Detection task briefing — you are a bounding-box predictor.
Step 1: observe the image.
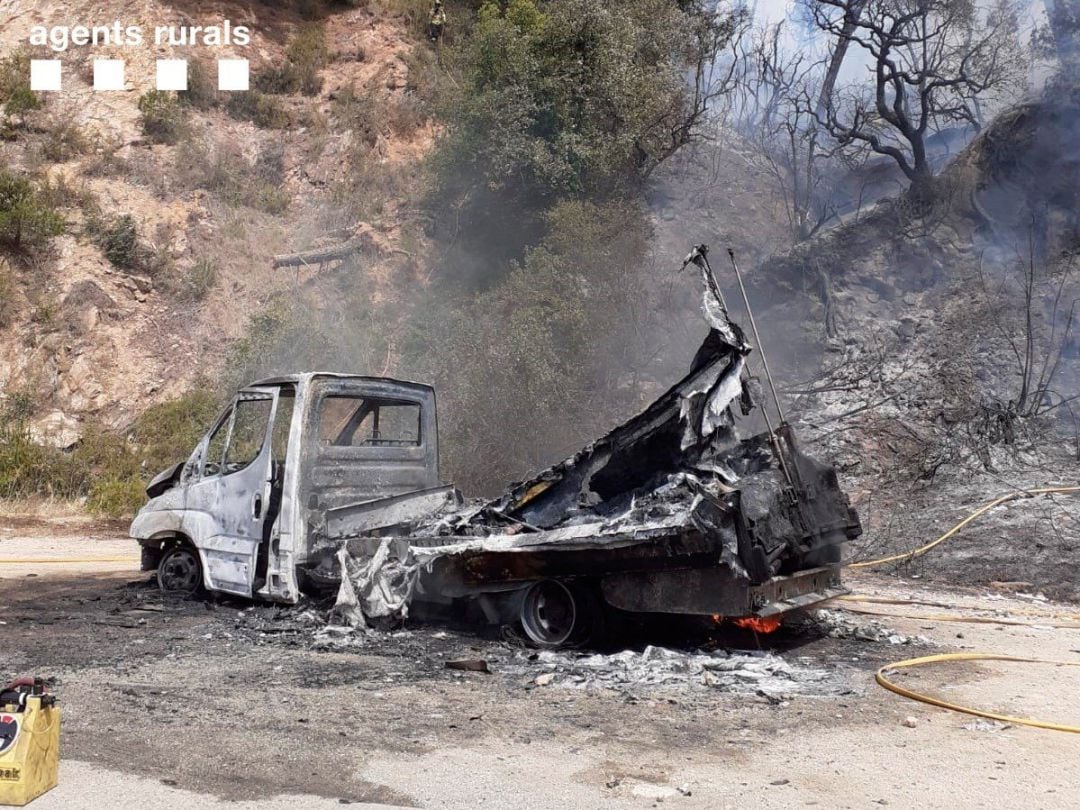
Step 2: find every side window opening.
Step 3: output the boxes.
[224,395,273,474]
[317,395,421,449]
[202,406,232,478]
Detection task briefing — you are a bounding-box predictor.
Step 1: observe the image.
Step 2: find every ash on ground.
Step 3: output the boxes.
[506,646,847,698]
[203,594,929,700]
[810,608,932,645]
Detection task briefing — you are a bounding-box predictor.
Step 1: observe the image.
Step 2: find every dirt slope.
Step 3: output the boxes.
[0,0,432,437]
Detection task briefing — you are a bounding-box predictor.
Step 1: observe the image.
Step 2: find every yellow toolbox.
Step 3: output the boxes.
[0,679,59,807]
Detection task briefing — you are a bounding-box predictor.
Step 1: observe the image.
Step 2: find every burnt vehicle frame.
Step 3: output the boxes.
[131,255,861,646]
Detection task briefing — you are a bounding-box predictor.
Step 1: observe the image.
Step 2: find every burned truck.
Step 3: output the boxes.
[131,247,861,646]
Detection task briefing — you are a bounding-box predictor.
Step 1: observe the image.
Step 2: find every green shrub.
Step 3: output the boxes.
[87,476,146,517]
[375,0,435,40]
[137,90,187,144]
[0,53,42,121]
[82,133,129,177]
[332,87,383,145]
[132,389,222,475]
[178,257,218,301]
[226,91,291,129]
[0,388,224,516]
[175,137,291,213]
[0,423,83,500]
[91,214,140,269]
[254,24,328,96]
[0,259,17,327]
[178,57,219,111]
[29,295,59,330]
[4,87,42,120]
[36,172,96,213]
[0,169,65,252]
[38,116,91,162]
[297,0,324,21]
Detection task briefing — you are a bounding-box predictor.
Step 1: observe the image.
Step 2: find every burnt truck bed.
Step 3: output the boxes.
[343,527,847,619]
[319,280,861,637]
[324,430,858,624]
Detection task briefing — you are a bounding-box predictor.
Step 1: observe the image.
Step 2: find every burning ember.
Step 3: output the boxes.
[734,616,782,633]
[712,615,783,633]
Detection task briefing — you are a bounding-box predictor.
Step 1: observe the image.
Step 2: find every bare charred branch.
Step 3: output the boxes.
[809,0,1024,193]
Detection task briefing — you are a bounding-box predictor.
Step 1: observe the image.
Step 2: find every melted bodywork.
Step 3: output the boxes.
[326,294,860,626]
[132,374,442,603]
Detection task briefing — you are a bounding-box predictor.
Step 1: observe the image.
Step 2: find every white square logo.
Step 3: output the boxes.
[156,59,188,92]
[93,59,125,91]
[217,59,249,91]
[30,60,62,92]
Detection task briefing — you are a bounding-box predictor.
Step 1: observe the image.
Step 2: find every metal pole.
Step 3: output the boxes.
[727,249,787,426]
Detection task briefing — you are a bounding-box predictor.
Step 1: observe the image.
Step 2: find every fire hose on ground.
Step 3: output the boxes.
[844,484,1080,733]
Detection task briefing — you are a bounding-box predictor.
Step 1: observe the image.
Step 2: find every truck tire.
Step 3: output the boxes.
[519,579,604,648]
[157,544,203,595]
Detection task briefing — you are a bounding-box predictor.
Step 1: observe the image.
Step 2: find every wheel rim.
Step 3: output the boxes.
[520,580,577,647]
[159,547,200,593]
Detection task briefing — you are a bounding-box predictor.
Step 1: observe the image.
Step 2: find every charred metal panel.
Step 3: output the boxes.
[324,485,461,539]
[601,565,846,616]
[601,567,753,615]
[299,378,439,514]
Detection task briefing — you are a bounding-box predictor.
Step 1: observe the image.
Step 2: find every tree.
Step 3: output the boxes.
[1043,0,1080,74]
[430,0,745,285]
[810,0,1024,196]
[436,0,744,205]
[740,23,852,241]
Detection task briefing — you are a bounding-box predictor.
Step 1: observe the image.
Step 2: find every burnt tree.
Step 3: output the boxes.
[810,0,1022,197]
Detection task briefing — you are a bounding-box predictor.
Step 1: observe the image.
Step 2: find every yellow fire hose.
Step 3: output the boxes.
[837,593,1080,617]
[838,600,1080,629]
[875,654,1080,733]
[843,485,1080,732]
[847,485,1080,569]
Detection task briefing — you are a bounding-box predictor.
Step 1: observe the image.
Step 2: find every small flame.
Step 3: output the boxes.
[732,616,782,634]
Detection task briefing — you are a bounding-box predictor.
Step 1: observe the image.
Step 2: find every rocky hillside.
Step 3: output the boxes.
[0,0,433,444]
[743,85,1080,598]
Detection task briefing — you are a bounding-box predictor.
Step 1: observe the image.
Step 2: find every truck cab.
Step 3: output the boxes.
[131,374,440,603]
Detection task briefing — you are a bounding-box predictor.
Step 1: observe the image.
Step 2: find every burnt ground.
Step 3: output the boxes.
[839,470,1080,601]
[0,570,913,805]
[3,520,1080,808]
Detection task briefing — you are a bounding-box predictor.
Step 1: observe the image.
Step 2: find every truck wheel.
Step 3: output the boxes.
[520,579,577,647]
[157,544,203,595]
[519,579,607,648]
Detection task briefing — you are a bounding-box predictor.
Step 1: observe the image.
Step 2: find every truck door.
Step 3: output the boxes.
[184,387,280,596]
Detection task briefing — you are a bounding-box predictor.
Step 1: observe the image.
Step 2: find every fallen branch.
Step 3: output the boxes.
[272,238,368,268]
